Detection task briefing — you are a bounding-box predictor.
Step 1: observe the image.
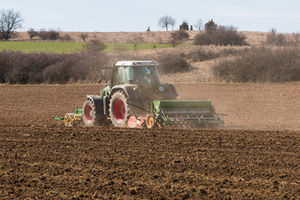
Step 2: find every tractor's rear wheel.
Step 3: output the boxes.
[83,98,103,126]
[109,91,129,127]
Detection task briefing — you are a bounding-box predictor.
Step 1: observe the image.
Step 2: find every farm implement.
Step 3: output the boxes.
[55,61,224,128]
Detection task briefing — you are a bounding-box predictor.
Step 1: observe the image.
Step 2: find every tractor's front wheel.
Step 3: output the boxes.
[83,98,103,126]
[109,91,129,127]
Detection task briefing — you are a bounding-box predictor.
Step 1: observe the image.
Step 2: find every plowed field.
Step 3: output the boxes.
[0,84,299,199]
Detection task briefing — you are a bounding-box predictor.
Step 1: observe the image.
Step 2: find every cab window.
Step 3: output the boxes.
[115,67,124,85]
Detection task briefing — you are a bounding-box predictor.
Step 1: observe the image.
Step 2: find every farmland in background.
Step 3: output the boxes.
[1,30,300,84]
[13,30,267,45]
[0,41,83,53]
[0,41,185,53]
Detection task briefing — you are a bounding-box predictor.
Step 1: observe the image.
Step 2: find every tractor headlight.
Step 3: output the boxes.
[159,86,164,92]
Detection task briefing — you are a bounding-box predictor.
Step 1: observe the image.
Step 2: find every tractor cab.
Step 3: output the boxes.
[102,61,160,86]
[100,61,175,101]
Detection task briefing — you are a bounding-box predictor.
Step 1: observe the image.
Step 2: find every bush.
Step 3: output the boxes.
[0,32,16,40]
[205,19,217,32]
[186,48,219,62]
[179,21,189,30]
[213,47,300,82]
[194,25,247,46]
[186,47,249,62]
[84,40,106,53]
[1,52,67,84]
[27,28,38,39]
[71,52,108,82]
[265,29,287,46]
[218,47,250,57]
[158,54,190,74]
[59,34,73,41]
[43,54,78,83]
[265,29,300,46]
[170,30,189,47]
[0,52,11,83]
[80,33,88,42]
[0,51,108,84]
[38,29,60,40]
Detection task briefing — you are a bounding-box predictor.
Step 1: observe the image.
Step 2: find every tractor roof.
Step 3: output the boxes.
[114,61,158,67]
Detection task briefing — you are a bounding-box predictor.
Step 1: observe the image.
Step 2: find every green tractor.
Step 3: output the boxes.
[56,61,224,128]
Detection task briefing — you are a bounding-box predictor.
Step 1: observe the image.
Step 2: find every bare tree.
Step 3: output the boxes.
[80,33,88,42]
[169,17,176,30]
[194,19,202,30]
[27,28,38,40]
[170,30,189,47]
[158,15,176,31]
[0,9,23,40]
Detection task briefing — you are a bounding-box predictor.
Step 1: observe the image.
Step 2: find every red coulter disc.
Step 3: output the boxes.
[113,98,125,121]
[127,116,138,127]
[84,104,93,121]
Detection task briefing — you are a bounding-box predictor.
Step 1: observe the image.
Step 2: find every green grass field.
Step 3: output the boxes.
[0,41,84,53]
[0,41,183,53]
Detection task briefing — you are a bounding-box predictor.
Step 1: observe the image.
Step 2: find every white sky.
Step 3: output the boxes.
[1,0,300,33]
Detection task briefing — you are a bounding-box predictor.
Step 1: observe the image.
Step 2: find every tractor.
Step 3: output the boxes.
[56,61,224,128]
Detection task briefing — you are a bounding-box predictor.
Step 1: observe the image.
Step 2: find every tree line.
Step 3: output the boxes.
[158,15,202,31]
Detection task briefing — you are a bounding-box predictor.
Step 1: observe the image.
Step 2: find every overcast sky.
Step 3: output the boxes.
[2,0,300,33]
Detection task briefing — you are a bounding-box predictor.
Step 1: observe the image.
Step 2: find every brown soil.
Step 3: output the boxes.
[0,84,299,199]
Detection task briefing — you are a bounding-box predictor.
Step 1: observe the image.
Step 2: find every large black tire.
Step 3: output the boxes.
[83,98,104,126]
[109,91,129,127]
